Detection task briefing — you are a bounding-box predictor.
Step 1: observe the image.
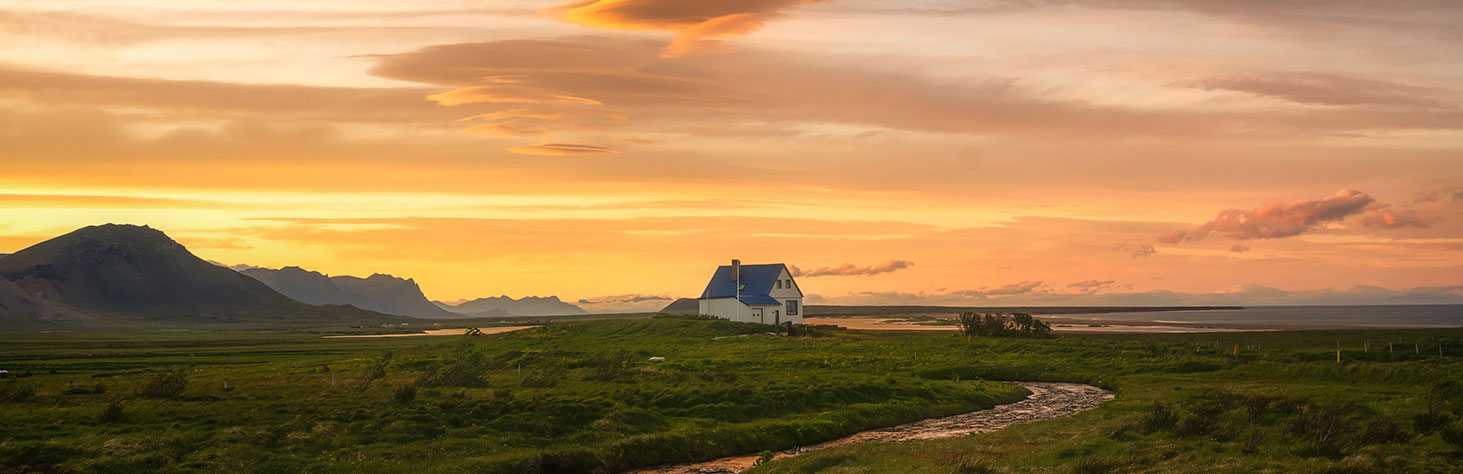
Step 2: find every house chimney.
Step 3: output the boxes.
[730,259,740,282]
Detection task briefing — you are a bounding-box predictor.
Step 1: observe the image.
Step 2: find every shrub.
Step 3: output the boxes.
[358,352,393,390]
[957,312,1052,339]
[1175,414,1215,437]
[585,350,636,382]
[955,459,1001,474]
[1142,402,1179,433]
[140,368,188,399]
[1357,415,1407,444]
[752,450,775,466]
[521,363,566,388]
[1073,457,1123,474]
[1441,424,1463,450]
[394,385,417,404]
[418,351,490,388]
[1241,429,1264,454]
[1290,406,1355,458]
[97,401,126,424]
[1,383,36,403]
[1412,411,1453,435]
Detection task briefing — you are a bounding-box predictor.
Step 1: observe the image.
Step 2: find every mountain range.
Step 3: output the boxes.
[240,266,460,318]
[0,224,399,324]
[434,296,586,317]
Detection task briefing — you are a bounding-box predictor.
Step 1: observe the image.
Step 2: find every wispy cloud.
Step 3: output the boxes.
[504,143,619,156]
[791,259,913,277]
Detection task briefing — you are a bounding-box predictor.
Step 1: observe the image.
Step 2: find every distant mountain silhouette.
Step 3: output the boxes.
[437,296,586,317]
[241,267,458,318]
[659,298,700,315]
[0,224,398,323]
[0,276,92,321]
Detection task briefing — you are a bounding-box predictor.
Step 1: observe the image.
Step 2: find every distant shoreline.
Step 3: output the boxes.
[804,305,1245,317]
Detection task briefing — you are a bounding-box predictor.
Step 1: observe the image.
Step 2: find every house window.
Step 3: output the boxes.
[786,300,799,315]
[775,280,782,289]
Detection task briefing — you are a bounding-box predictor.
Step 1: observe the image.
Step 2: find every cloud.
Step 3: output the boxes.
[953,280,1049,298]
[1361,209,1434,229]
[367,37,1463,145]
[426,83,604,106]
[1118,242,1156,258]
[1229,244,1251,252]
[574,293,674,313]
[790,259,913,277]
[1160,189,1376,243]
[577,293,672,304]
[1067,280,1115,293]
[504,143,619,156]
[461,108,627,137]
[1191,72,1448,108]
[552,0,823,57]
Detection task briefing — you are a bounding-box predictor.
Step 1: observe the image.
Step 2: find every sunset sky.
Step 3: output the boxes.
[3,0,1462,311]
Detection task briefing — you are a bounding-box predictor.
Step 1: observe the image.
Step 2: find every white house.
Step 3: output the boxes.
[697,260,803,325]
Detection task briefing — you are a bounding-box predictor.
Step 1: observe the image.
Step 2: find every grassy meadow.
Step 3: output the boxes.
[1,317,1461,473]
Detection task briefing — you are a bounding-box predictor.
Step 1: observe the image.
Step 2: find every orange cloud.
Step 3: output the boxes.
[426,84,602,106]
[504,143,619,156]
[553,0,823,57]
[791,259,913,277]
[461,108,627,137]
[1161,189,1376,243]
[1362,209,1433,229]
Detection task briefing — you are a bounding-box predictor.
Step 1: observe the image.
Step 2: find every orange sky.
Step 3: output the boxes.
[2,0,1461,311]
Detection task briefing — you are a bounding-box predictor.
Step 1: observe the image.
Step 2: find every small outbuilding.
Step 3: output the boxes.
[697,260,803,325]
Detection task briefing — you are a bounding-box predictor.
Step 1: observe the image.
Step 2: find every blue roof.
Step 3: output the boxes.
[699,263,798,299]
[739,295,782,306]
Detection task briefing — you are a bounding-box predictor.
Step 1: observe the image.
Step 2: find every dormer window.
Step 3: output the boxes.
[775,280,782,289]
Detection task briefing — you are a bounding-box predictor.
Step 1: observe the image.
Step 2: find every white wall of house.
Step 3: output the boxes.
[767,267,803,324]
[700,297,751,323]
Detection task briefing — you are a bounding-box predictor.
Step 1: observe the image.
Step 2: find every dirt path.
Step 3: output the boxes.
[625,382,1113,474]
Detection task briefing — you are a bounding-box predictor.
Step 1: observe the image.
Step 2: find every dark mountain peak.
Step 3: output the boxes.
[0,224,308,318]
[243,266,456,318]
[276,266,327,276]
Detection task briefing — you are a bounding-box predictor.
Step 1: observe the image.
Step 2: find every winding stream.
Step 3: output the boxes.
[626,382,1114,474]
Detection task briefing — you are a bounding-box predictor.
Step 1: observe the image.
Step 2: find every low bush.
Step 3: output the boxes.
[1072,457,1124,474]
[417,351,489,388]
[140,368,188,399]
[0,383,36,403]
[585,350,637,382]
[393,385,416,404]
[521,363,567,388]
[97,401,126,424]
[1441,424,1463,450]
[1142,402,1179,433]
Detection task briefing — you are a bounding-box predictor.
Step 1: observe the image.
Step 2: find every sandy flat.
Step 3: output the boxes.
[805,316,1289,333]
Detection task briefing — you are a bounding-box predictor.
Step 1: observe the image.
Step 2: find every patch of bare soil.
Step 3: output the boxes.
[625,382,1114,473]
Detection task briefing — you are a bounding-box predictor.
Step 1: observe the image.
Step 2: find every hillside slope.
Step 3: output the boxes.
[0,224,398,323]
[0,276,92,321]
[241,267,458,318]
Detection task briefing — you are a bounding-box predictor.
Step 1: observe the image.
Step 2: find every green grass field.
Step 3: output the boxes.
[2,317,1461,473]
